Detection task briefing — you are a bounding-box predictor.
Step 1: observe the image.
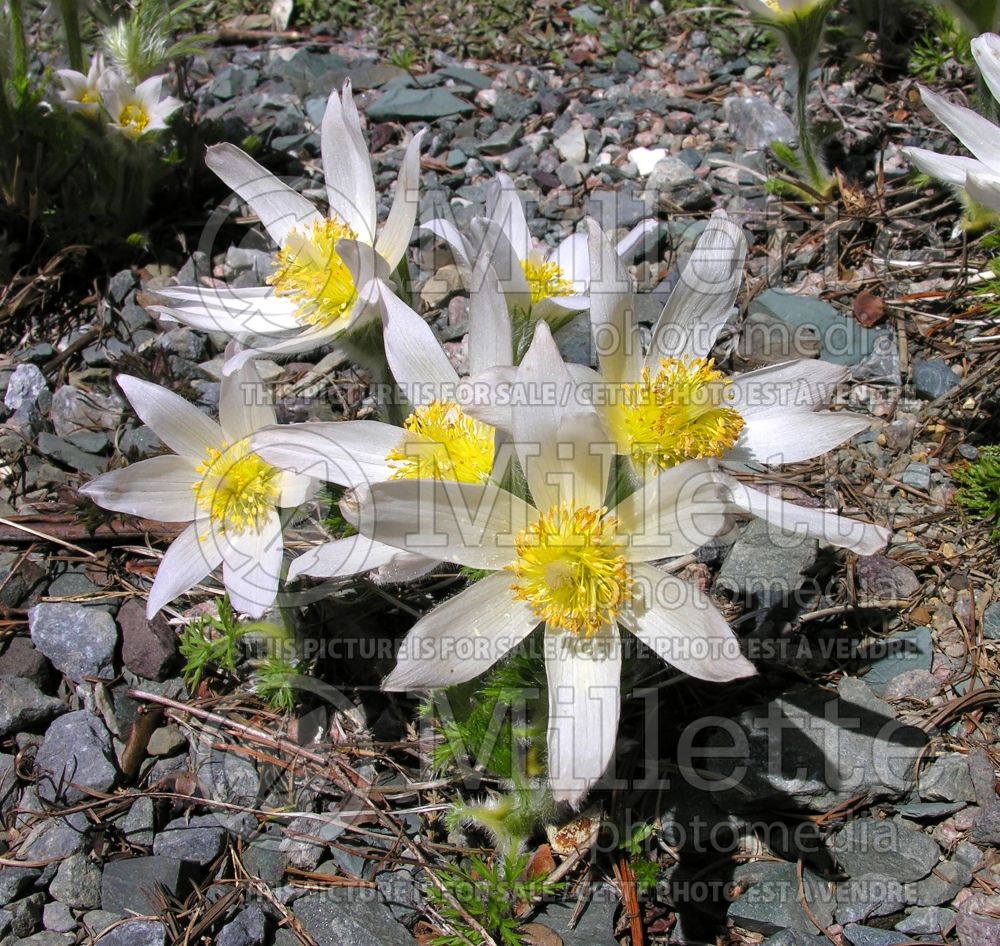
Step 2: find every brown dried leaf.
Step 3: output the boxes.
[853,290,885,327]
[524,844,557,880]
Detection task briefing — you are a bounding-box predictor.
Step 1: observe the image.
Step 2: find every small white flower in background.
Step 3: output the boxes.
[904,32,1000,214]
[737,0,830,21]
[349,320,755,805]
[423,172,656,327]
[80,354,314,618]
[586,213,888,554]
[152,82,426,373]
[101,71,181,139]
[250,263,513,584]
[56,55,107,119]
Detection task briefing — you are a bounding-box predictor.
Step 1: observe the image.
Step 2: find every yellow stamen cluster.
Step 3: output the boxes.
[611,357,745,473]
[268,218,359,329]
[507,503,633,637]
[385,401,495,484]
[193,439,281,533]
[521,258,574,305]
[119,103,149,134]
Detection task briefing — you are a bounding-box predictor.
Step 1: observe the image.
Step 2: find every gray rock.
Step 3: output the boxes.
[153,815,226,865]
[983,602,1000,640]
[375,865,423,925]
[614,49,642,74]
[829,818,940,882]
[19,811,91,860]
[368,86,474,120]
[35,432,105,475]
[119,424,163,456]
[101,857,186,915]
[242,835,285,888]
[217,904,267,946]
[860,627,933,695]
[724,95,797,149]
[852,332,901,385]
[279,815,346,871]
[884,669,941,701]
[17,933,75,946]
[41,900,74,933]
[48,852,101,909]
[0,678,64,737]
[7,892,43,937]
[646,155,713,210]
[35,711,117,803]
[834,873,906,924]
[912,359,961,399]
[842,926,911,946]
[293,888,416,945]
[897,905,956,933]
[0,908,9,938]
[118,599,178,681]
[28,603,117,681]
[108,270,137,304]
[920,754,977,803]
[0,753,15,817]
[716,518,818,609]
[900,462,931,491]
[855,555,920,600]
[762,932,823,946]
[0,554,45,611]
[896,801,966,820]
[554,120,587,163]
[0,866,41,905]
[81,909,120,935]
[727,862,835,934]
[4,365,50,419]
[957,914,1000,946]
[49,385,123,438]
[492,89,538,122]
[94,919,166,946]
[120,794,155,846]
[479,123,524,156]
[528,885,618,945]
[969,805,1000,845]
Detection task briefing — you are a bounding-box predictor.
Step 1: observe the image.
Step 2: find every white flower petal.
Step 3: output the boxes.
[351,479,534,568]
[586,219,643,385]
[973,33,1000,107]
[729,359,849,418]
[321,82,377,243]
[471,218,533,309]
[619,562,756,682]
[372,551,438,583]
[721,476,890,554]
[218,512,283,618]
[550,232,589,291]
[152,285,302,337]
[288,533,406,580]
[419,218,475,281]
[458,365,516,430]
[375,129,426,269]
[729,411,871,465]
[279,470,315,508]
[146,522,221,617]
[382,572,538,689]
[903,146,986,186]
[615,219,659,262]
[468,254,513,376]
[206,143,323,247]
[966,171,1000,213]
[80,456,198,521]
[380,284,459,403]
[613,460,729,561]
[647,210,746,364]
[117,375,222,460]
[219,357,277,443]
[918,86,1000,175]
[251,421,398,487]
[486,173,532,261]
[545,626,621,805]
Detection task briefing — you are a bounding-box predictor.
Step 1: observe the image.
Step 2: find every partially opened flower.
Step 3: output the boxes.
[423,172,655,330]
[152,82,426,372]
[250,266,512,584]
[56,55,106,119]
[102,71,181,139]
[351,320,755,804]
[80,356,314,618]
[586,214,888,553]
[904,32,1000,214]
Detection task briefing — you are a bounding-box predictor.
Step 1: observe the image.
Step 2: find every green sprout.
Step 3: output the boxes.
[252,655,305,713]
[178,596,245,689]
[954,445,1000,540]
[909,6,971,80]
[620,820,660,894]
[426,851,564,946]
[101,0,207,83]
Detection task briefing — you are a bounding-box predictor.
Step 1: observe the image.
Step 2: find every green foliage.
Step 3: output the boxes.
[179,597,245,688]
[620,820,660,894]
[954,445,1000,539]
[252,655,305,712]
[909,5,971,80]
[426,851,564,946]
[100,0,208,83]
[447,783,557,854]
[318,484,357,539]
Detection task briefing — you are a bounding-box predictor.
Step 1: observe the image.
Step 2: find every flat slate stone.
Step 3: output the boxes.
[34,711,117,803]
[367,86,475,121]
[28,603,117,682]
[859,627,933,695]
[101,857,186,915]
[728,861,835,934]
[828,818,940,882]
[0,678,64,737]
[293,888,416,946]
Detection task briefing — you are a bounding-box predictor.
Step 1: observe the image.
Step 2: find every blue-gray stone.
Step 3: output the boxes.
[367,87,474,121]
[828,818,940,882]
[919,753,976,803]
[436,66,492,90]
[101,857,186,915]
[92,919,166,946]
[533,884,618,945]
[983,602,1000,640]
[0,678,64,738]
[28,602,117,682]
[897,905,956,933]
[217,904,267,946]
[35,711,117,803]
[724,95,797,149]
[900,462,931,491]
[153,815,226,865]
[293,888,416,946]
[842,926,911,946]
[912,359,961,399]
[859,627,933,696]
[728,862,835,934]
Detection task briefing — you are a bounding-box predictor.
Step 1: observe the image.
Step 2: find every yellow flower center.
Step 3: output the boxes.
[521,258,574,305]
[610,357,745,474]
[385,401,495,483]
[268,218,359,329]
[507,502,633,637]
[80,89,98,104]
[119,103,149,133]
[193,439,281,533]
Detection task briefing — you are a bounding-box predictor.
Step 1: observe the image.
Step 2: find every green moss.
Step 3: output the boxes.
[954,445,1000,540]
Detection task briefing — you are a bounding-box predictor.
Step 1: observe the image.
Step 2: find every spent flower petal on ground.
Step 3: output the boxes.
[351,320,755,804]
[904,32,1000,214]
[586,214,888,554]
[80,352,314,618]
[152,81,425,371]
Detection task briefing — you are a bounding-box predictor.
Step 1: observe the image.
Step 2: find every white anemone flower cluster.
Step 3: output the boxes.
[79,82,892,805]
[56,55,180,138]
[904,32,1000,214]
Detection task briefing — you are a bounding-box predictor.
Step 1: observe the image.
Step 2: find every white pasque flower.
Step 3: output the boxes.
[350,320,756,805]
[423,172,656,324]
[903,32,1000,214]
[102,71,181,139]
[251,265,512,584]
[586,213,888,554]
[56,55,106,119]
[736,0,830,21]
[80,358,314,618]
[152,82,426,373]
